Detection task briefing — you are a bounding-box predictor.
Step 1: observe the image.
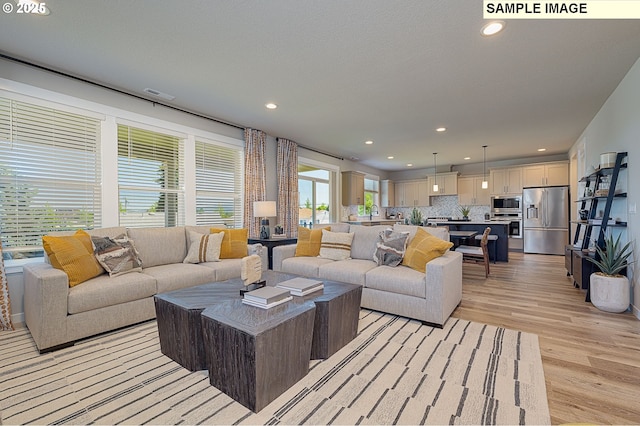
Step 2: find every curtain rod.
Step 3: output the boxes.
[1,53,346,162]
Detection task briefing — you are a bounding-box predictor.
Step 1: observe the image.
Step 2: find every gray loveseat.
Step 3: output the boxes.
[273,223,462,327]
[23,225,267,353]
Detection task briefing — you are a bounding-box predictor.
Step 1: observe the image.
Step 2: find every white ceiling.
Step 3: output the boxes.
[1,0,640,171]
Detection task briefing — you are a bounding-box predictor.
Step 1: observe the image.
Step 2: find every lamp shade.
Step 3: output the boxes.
[253,201,276,218]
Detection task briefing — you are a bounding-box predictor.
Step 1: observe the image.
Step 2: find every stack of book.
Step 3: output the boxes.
[242,286,292,309]
[276,277,324,296]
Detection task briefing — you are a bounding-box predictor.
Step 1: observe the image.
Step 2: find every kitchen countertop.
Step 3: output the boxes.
[427,220,511,225]
[344,220,401,225]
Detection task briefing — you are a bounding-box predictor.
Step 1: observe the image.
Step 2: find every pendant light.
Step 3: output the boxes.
[481,145,489,189]
[432,152,439,192]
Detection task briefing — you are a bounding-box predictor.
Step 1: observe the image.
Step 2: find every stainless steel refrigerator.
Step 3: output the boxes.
[523,186,569,255]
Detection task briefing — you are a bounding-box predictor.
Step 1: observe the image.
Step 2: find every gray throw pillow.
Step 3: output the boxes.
[373,229,409,267]
[92,234,143,277]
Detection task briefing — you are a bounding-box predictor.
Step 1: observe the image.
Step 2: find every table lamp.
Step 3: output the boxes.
[253,201,276,239]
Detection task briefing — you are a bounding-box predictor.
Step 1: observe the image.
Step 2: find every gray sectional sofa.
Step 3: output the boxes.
[23,225,267,353]
[273,223,463,327]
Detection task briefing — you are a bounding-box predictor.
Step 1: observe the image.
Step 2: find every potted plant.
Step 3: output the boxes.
[585,234,633,313]
[410,207,423,225]
[459,205,471,220]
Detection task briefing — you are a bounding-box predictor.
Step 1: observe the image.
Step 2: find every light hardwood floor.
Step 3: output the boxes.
[453,252,640,425]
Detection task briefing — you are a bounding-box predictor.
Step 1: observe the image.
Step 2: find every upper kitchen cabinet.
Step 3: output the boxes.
[490,167,522,195]
[458,175,491,206]
[395,179,430,207]
[428,172,459,196]
[380,179,395,208]
[341,171,365,206]
[522,161,569,187]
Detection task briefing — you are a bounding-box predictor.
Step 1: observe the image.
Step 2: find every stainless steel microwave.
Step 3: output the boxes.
[491,195,521,211]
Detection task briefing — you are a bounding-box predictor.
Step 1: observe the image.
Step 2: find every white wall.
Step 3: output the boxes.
[569,57,640,320]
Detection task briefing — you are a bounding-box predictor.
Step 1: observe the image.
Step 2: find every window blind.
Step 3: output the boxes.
[117,125,185,228]
[195,140,243,228]
[0,97,101,260]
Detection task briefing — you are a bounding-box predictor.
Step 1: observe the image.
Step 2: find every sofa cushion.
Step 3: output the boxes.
[144,263,215,293]
[127,227,187,268]
[67,271,157,314]
[42,230,104,287]
[350,225,389,260]
[210,228,248,259]
[402,227,454,272]
[373,229,410,267]
[319,229,354,261]
[319,259,377,286]
[280,257,334,278]
[200,258,245,281]
[295,226,329,257]
[183,231,224,263]
[92,234,143,277]
[312,223,350,233]
[365,265,427,298]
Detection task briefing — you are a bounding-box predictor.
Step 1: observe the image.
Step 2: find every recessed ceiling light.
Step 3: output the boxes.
[365,140,373,145]
[265,103,278,109]
[436,127,447,132]
[464,157,471,160]
[387,156,394,160]
[481,21,505,36]
[407,163,413,167]
[538,148,547,152]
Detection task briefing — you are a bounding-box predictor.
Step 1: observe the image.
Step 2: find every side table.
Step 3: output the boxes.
[248,237,297,269]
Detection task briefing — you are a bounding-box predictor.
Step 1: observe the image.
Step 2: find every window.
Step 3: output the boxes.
[0,97,101,262]
[195,139,243,228]
[117,125,184,228]
[358,177,380,216]
[298,164,332,226]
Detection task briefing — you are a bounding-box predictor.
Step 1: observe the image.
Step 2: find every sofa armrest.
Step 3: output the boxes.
[272,244,297,271]
[424,250,463,324]
[23,262,71,352]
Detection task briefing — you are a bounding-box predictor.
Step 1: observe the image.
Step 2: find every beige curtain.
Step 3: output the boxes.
[0,239,14,331]
[244,128,267,238]
[277,138,299,237]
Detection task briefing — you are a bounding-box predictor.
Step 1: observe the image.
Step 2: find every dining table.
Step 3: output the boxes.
[449,230,479,248]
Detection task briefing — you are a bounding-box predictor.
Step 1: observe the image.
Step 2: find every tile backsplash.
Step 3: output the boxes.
[342,195,490,223]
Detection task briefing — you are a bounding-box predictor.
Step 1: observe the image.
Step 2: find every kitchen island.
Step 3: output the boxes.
[428,220,510,262]
[344,220,401,226]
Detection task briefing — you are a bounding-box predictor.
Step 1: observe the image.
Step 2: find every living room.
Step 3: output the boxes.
[1,2,640,424]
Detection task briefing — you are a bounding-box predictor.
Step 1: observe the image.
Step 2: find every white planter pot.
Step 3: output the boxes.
[589,273,630,313]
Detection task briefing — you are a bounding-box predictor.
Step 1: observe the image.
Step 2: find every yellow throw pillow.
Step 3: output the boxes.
[42,230,104,287]
[402,227,453,272]
[210,228,248,259]
[295,226,330,257]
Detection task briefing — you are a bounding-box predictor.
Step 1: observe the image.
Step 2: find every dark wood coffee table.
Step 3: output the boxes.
[154,280,244,371]
[201,299,316,412]
[154,271,362,370]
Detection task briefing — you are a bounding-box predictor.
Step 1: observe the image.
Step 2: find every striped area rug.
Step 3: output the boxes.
[0,310,550,425]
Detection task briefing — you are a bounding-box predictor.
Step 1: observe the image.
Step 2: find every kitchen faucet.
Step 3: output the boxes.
[369,204,379,221]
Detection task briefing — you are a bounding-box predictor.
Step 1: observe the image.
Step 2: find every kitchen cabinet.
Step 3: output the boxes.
[380,179,394,208]
[428,172,458,196]
[522,161,569,187]
[490,167,522,195]
[394,179,430,207]
[457,175,491,206]
[341,171,365,206]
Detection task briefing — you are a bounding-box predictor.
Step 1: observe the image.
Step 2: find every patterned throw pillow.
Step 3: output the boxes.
[92,234,143,277]
[319,229,354,261]
[183,231,224,264]
[402,227,453,272]
[373,229,410,267]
